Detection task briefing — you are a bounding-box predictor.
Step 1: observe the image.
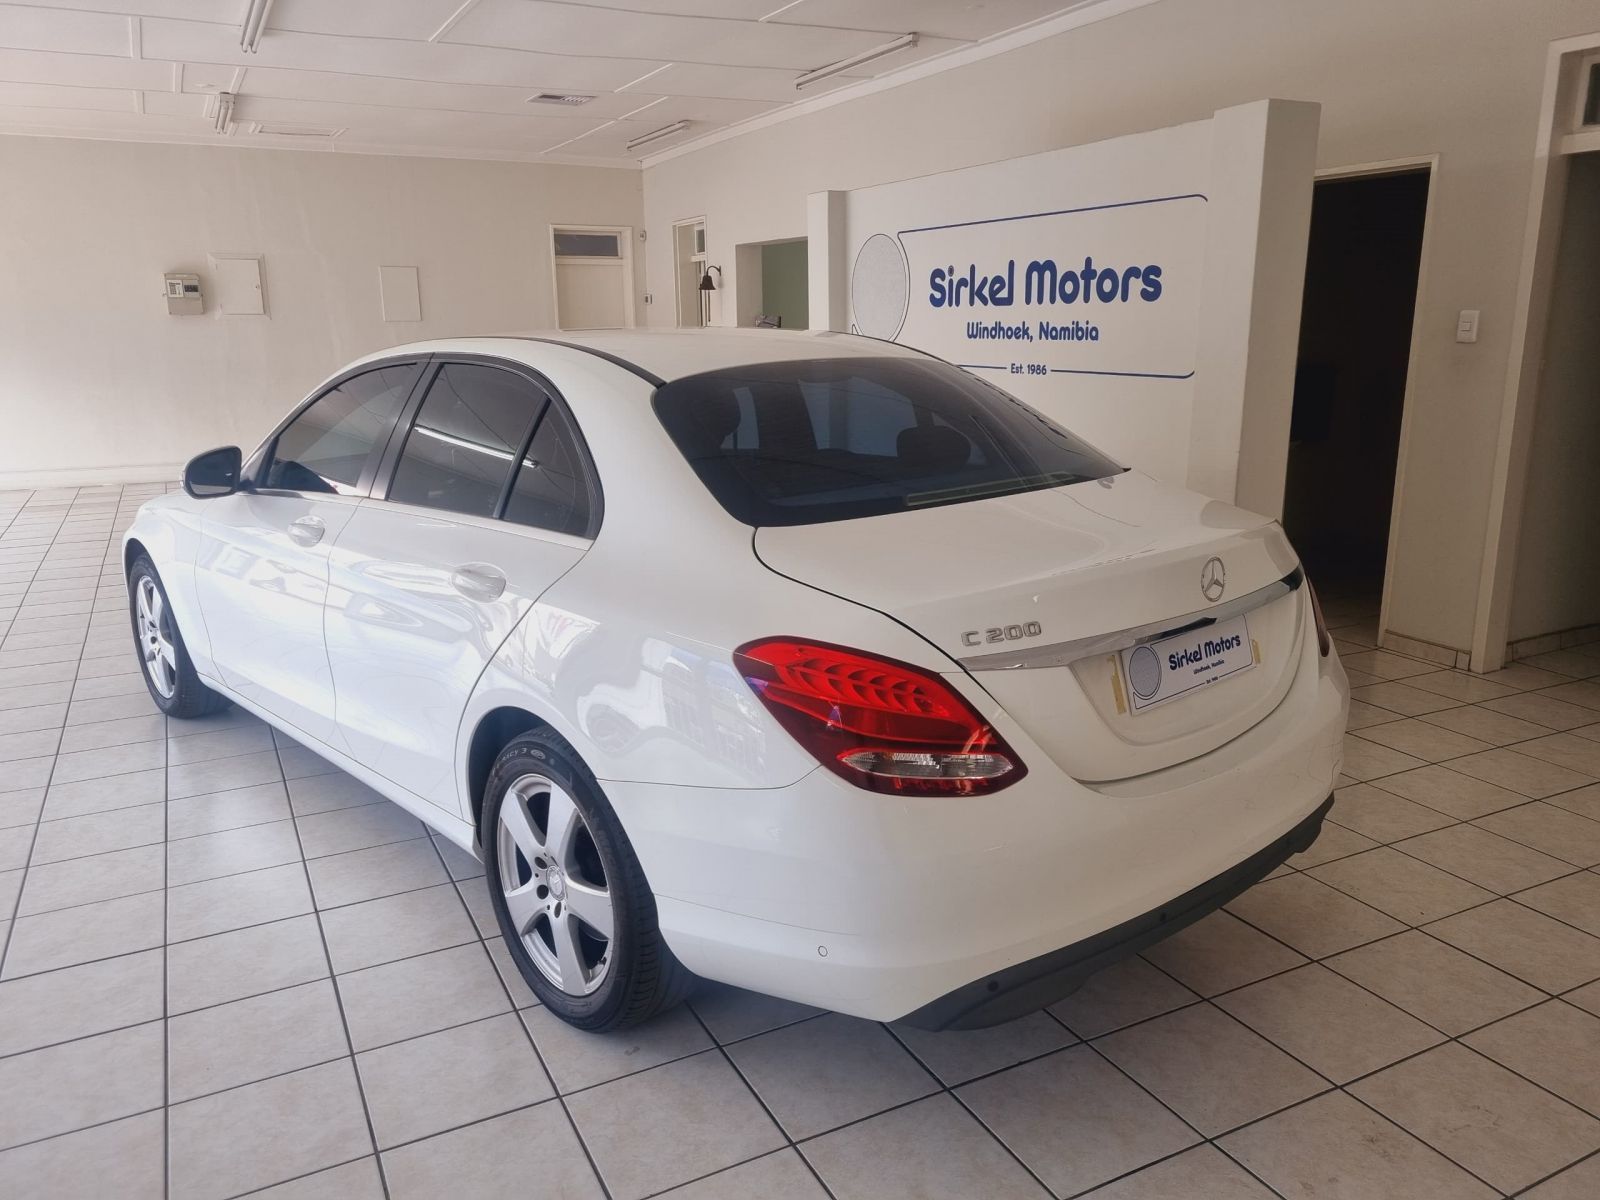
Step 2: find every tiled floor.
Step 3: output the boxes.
[3,486,1600,1199]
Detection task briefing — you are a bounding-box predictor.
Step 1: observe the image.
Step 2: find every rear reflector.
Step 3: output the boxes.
[733,637,1025,795]
[1307,578,1332,657]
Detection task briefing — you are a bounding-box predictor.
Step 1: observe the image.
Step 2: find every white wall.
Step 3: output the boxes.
[641,0,1600,657]
[0,136,643,485]
[1508,151,1600,643]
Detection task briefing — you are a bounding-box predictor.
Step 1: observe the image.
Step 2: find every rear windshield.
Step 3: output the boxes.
[652,356,1123,527]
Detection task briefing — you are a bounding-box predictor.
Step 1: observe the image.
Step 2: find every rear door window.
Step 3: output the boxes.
[652,357,1121,526]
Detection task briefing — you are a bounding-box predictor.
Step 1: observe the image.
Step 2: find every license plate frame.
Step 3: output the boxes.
[1118,614,1256,713]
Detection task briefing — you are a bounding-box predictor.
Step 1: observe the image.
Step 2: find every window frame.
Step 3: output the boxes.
[243,355,429,498]
[370,354,604,540]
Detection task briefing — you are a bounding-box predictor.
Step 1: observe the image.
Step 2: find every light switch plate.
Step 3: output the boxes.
[1456,309,1480,343]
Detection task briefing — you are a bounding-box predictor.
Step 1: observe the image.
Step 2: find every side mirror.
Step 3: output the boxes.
[183,446,243,499]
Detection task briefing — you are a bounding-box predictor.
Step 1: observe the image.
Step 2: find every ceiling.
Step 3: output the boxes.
[0,1,1107,166]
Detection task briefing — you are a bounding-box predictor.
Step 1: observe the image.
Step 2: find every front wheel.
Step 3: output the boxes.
[128,556,228,719]
[481,729,692,1031]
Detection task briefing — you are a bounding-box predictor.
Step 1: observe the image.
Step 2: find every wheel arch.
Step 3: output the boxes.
[466,705,555,834]
[123,537,149,577]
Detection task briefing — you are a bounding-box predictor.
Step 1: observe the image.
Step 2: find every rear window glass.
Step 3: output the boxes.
[652,356,1122,527]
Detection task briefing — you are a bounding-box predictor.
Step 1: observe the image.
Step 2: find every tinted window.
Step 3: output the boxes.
[266,364,416,494]
[503,403,597,537]
[652,357,1122,526]
[388,364,547,518]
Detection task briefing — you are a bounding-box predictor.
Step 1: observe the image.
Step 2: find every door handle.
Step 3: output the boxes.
[450,562,507,602]
[287,515,326,547]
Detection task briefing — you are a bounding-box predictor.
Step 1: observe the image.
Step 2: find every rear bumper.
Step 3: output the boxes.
[899,793,1333,1029]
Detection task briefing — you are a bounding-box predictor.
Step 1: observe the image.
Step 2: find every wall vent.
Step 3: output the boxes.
[247,123,345,139]
[528,92,594,106]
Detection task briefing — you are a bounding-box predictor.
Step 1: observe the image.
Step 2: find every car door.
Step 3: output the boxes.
[193,359,423,742]
[323,358,600,815]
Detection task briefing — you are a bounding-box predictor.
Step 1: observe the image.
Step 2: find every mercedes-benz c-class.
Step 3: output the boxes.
[124,330,1347,1031]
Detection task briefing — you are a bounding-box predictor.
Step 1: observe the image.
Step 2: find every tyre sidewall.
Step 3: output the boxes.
[127,556,218,718]
[481,733,639,1029]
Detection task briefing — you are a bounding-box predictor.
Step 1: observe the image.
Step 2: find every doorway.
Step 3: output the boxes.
[673,218,708,327]
[550,225,633,330]
[1282,168,1431,621]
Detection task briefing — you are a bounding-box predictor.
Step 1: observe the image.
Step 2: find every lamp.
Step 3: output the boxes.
[795,33,917,90]
[699,266,721,292]
[239,0,277,53]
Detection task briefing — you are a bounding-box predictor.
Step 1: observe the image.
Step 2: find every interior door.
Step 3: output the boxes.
[194,361,421,741]
[323,360,600,815]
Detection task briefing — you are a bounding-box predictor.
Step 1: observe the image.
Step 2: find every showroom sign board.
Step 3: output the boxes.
[814,99,1321,514]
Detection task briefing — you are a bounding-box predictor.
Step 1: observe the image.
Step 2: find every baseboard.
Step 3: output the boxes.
[0,463,181,491]
[1508,622,1600,661]
[1378,629,1469,670]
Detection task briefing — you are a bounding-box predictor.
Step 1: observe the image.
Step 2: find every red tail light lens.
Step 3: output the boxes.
[1307,578,1332,657]
[733,637,1026,795]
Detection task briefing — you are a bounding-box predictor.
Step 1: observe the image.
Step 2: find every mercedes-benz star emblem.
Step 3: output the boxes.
[1200,556,1226,603]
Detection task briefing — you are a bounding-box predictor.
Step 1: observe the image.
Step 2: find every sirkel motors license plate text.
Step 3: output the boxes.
[1118,614,1257,713]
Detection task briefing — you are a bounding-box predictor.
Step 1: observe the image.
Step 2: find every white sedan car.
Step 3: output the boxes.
[125,330,1347,1031]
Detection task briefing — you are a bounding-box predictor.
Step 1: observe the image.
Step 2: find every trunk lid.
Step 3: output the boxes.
[753,471,1307,782]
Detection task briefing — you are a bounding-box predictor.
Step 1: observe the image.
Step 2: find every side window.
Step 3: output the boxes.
[266,364,417,494]
[503,402,597,538]
[387,364,548,518]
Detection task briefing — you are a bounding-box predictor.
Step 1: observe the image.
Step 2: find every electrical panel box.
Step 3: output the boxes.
[209,253,267,316]
[164,273,203,316]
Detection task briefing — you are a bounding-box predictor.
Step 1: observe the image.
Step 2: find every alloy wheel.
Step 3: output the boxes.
[135,575,177,699]
[496,772,614,995]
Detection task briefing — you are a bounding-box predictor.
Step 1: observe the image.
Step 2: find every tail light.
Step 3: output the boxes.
[733,637,1026,795]
[1307,578,1332,657]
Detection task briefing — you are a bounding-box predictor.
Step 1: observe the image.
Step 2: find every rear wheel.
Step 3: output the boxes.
[481,728,691,1030]
[128,556,228,719]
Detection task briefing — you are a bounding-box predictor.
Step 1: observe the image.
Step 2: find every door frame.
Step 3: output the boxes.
[1306,155,1439,653]
[548,223,636,330]
[672,216,708,328]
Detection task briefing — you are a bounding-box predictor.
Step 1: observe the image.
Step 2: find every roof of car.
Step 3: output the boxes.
[365,329,926,386]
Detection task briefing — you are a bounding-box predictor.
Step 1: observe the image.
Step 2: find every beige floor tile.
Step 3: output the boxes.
[249,1158,385,1199]
[1465,1001,1600,1115]
[1344,699,1404,730]
[959,1045,1198,1196]
[1329,782,1454,843]
[1480,663,1574,692]
[1475,801,1600,866]
[1141,910,1306,996]
[166,862,314,942]
[17,842,164,915]
[387,1106,594,1200]
[166,781,290,840]
[1081,1144,1276,1199]
[1096,1004,1326,1136]
[1049,955,1200,1038]
[656,1151,826,1200]
[1226,873,1404,959]
[1542,681,1600,711]
[1427,900,1600,992]
[1484,692,1598,732]
[1349,681,1461,717]
[318,882,475,974]
[168,979,350,1103]
[804,1094,1049,1200]
[1221,1090,1496,1199]
[1216,964,1441,1083]
[1351,1042,1600,1193]
[1547,782,1600,822]
[2,888,164,978]
[1373,763,1529,820]
[1342,650,1437,681]
[0,1020,164,1150]
[1419,703,1551,746]
[1325,930,1542,1035]
[1449,748,1595,799]
[336,942,510,1052]
[891,1009,1074,1086]
[1353,718,1491,763]
[1396,823,1573,893]
[166,913,329,1014]
[1341,734,1427,781]
[1520,732,1600,777]
[357,1012,553,1149]
[166,819,304,887]
[1404,670,1518,704]
[1288,819,1377,868]
[0,1111,164,1200]
[726,1013,936,1139]
[1517,871,1600,937]
[521,1001,711,1093]
[306,839,450,909]
[565,1050,784,1200]
[1524,1153,1600,1199]
[1309,847,1492,925]
[0,946,163,1057]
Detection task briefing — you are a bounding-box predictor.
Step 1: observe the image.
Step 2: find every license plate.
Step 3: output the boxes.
[1119,614,1255,712]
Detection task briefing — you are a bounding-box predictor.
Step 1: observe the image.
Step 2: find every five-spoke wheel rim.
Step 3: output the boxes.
[496,773,614,996]
[134,576,177,699]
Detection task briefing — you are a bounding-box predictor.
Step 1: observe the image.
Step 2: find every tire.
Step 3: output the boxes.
[128,555,229,719]
[481,728,692,1031]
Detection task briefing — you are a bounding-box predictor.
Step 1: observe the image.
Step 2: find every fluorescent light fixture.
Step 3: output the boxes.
[625,120,691,152]
[212,91,235,135]
[527,93,595,106]
[239,0,277,53]
[795,33,917,89]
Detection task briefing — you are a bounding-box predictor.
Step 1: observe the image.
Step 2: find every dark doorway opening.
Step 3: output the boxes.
[1283,169,1430,617]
